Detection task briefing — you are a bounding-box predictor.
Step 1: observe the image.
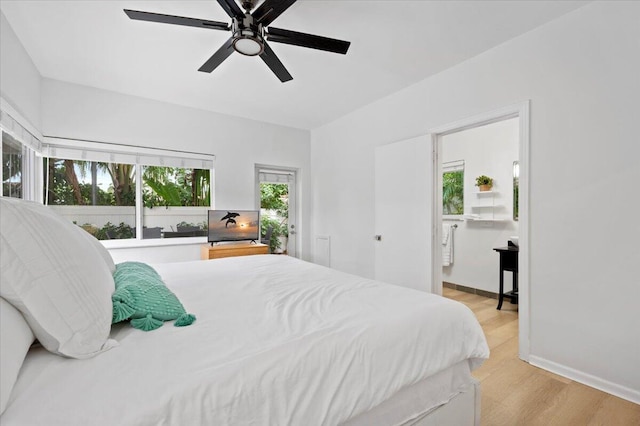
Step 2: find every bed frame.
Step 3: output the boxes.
[405,380,480,426]
[345,376,480,426]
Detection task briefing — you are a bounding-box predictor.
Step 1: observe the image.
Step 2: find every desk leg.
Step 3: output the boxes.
[511,270,518,304]
[497,263,504,310]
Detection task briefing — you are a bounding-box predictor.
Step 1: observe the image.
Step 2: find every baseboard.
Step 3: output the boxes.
[529,355,640,404]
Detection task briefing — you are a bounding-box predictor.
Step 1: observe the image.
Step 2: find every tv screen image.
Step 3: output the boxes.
[208,210,260,243]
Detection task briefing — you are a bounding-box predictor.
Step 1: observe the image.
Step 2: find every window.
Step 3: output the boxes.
[1,113,41,202]
[42,140,214,241]
[142,166,210,239]
[2,132,23,198]
[44,159,137,240]
[443,160,464,216]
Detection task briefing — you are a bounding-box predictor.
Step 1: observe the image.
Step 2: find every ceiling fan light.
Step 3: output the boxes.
[233,35,264,56]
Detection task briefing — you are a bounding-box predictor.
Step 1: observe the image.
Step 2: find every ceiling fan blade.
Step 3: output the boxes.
[124,9,229,31]
[252,0,296,26]
[198,38,235,73]
[266,27,350,54]
[216,0,245,20]
[260,42,293,82]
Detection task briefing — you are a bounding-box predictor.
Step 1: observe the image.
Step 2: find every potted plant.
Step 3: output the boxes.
[475,175,494,192]
[274,225,288,254]
[261,216,288,253]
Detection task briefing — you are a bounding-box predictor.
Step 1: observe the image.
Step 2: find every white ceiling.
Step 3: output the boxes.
[1,0,587,130]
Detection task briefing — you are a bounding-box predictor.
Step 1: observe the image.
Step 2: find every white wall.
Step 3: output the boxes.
[311,2,639,401]
[40,79,311,263]
[0,12,41,130]
[442,118,519,293]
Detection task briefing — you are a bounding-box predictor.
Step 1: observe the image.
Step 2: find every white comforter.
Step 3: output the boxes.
[3,255,488,425]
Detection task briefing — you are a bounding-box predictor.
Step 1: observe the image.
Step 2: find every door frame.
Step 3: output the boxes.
[254,163,299,258]
[429,101,530,361]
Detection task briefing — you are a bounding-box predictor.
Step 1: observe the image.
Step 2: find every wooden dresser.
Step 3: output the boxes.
[201,243,269,260]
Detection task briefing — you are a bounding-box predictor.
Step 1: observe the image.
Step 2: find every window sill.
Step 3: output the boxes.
[443,215,465,221]
[101,236,207,250]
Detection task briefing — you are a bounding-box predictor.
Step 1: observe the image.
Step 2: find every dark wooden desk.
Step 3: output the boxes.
[493,246,519,310]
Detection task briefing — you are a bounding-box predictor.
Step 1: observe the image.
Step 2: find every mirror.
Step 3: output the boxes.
[513,161,519,221]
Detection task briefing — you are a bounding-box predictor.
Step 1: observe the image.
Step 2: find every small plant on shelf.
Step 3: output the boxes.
[475,175,494,192]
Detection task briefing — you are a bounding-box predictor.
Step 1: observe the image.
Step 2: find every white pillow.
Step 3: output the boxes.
[0,297,35,415]
[81,228,116,274]
[0,198,117,359]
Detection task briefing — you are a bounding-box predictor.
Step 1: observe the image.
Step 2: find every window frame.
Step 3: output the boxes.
[1,130,42,202]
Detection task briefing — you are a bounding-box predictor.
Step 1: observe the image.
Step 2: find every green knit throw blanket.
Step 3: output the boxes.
[112,262,196,331]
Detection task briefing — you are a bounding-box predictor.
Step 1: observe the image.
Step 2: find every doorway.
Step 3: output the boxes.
[431,102,530,361]
[255,165,298,257]
[441,118,519,295]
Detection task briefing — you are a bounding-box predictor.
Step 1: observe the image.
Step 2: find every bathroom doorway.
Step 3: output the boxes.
[441,118,519,296]
[430,102,530,361]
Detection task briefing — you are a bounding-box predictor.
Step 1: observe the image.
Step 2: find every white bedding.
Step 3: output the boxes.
[2,255,488,425]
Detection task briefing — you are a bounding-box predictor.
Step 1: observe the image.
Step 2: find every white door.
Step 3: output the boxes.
[374,135,433,292]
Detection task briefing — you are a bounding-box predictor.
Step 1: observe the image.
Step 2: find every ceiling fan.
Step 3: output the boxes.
[124,0,351,83]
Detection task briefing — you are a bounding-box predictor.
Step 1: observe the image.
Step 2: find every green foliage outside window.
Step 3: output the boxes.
[44,159,212,240]
[260,183,289,252]
[143,166,210,208]
[44,160,211,208]
[176,221,207,231]
[443,170,464,215]
[44,159,136,206]
[94,222,135,240]
[513,184,519,221]
[259,183,288,219]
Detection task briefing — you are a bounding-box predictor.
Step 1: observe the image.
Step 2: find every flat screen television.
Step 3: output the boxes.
[208,210,260,244]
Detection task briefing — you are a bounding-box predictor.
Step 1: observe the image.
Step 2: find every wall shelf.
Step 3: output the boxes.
[471,205,503,209]
[443,216,465,221]
[468,190,498,220]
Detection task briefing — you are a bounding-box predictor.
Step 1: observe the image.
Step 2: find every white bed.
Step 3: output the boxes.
[2,254,488,425]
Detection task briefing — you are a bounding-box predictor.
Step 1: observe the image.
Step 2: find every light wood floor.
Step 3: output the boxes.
[443,287,640,426]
